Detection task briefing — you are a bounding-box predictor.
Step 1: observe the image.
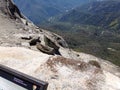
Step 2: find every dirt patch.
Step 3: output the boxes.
[47,56,92,72]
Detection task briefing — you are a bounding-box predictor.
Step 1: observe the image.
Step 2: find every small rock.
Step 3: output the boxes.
[51,75,59,79]
[29,37,41,46]
[21,36,32,40]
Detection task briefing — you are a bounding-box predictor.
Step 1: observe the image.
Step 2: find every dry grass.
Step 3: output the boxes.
[88,60,101,68]
[46,56,90,72]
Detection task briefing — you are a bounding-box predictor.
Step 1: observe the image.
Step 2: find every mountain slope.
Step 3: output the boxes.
[42,0,120,66]
[13,0,95,24]
[0,0,120,90]
[59,0,120,30]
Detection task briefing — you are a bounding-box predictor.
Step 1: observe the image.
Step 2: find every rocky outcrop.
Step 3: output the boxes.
[0,0,68,55]
[0,46,120,90]
[36,43,55,55]
[0,0,120,90]
[7,0,23,19]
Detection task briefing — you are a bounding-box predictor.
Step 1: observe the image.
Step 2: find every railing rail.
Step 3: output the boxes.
[0,64,48,90]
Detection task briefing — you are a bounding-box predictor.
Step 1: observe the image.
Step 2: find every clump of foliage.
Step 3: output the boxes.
[88,60,101,68]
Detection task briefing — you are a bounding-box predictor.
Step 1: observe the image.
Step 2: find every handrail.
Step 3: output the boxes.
[0,64,48,90]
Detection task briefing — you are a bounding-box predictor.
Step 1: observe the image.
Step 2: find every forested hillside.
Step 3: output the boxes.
[59,0,120,30]
[13,0,92,24]
[41,0,120,66]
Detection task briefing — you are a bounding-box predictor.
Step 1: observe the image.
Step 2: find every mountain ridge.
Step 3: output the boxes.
[13,0,97,24]
[59,0,120,30]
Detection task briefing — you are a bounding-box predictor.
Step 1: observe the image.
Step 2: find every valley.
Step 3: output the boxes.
[40,0,120,66]
[14,0,120,66]
[13,0,92,24]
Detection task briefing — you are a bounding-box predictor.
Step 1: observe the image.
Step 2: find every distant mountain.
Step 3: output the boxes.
[13,0,120,66]
[41,0,120,66]
[13,0,95,24]
[59,0,120,30]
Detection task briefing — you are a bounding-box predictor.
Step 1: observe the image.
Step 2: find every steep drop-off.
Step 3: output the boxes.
[42,0,120,66]
[0,0,120,90]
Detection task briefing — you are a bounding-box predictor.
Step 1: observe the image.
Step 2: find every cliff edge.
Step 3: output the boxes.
[0,0,120,90]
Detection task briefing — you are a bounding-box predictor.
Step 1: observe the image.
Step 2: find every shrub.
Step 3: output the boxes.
[88,60,101,68]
